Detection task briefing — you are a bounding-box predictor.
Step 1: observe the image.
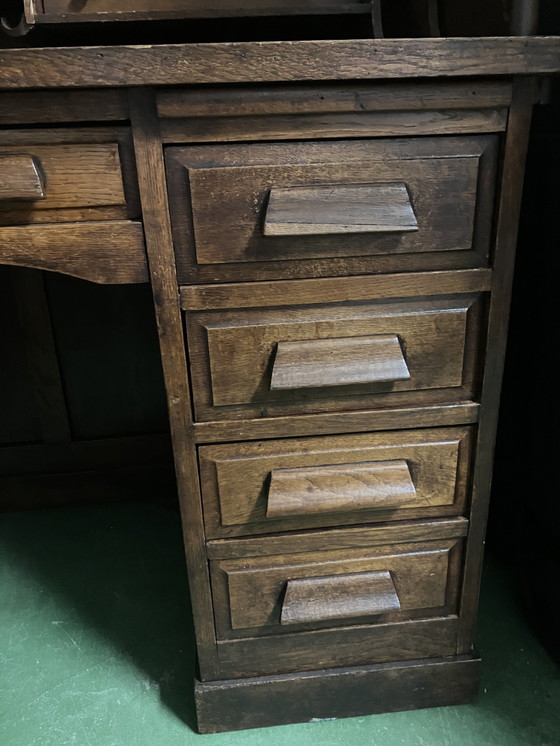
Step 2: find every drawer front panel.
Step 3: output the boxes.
[211,534,464,640]
[0,141,132,225]
[186,293,483,421]
[167,136,498,282]
[200,426,473,537]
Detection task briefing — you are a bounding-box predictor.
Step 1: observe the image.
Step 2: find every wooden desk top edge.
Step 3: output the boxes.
[1,36,560,90]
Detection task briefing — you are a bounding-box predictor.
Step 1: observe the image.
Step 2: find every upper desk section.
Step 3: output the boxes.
[1,36,560,90]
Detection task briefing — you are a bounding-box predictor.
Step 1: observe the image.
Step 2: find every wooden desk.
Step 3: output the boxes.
[1,37,559,732]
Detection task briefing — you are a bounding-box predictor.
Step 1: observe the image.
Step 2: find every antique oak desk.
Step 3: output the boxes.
[1,24,559,733]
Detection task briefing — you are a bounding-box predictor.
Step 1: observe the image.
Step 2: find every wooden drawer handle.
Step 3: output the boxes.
[280,570,401,625]
[0,154,45,201]
[270,333,411,391]
[266,459,416,519]
[263,182,418,236]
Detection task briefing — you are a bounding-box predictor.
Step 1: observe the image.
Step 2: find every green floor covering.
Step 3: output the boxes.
[1,502,559,745]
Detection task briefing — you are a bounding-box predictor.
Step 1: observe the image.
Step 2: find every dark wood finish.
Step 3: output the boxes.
[215,616,460,679]
[457,77,538,654]
[181,268,493,310]
[128,88,219,681]
[280,570,402,625]
[195,655,481,733]
[1,39,560,90]
[264,183,418,237]
[266,459,416,518]
[194,401,480,445]
[0,90,129,125]
[0,221,148,284]
[199,427,472,538]
[186,292,483,421]
[167,136,497,283]
[270,334,411,391]
[212,537,462,637]
[0,155,45,201]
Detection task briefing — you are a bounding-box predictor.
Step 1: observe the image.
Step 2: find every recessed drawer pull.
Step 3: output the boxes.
[266,459,416,519]
[0,154,45,201]
[263,182,418,237]
[280,570,401,625]
[270,333,411,391]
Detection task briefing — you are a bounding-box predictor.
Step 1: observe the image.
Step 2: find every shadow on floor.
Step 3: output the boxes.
[0,501,198,731]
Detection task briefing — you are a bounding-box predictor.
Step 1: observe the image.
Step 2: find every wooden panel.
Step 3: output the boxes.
[280,571,401,625]
[0,143,127,224]
[200,427,472,538]
[0,221,148,284]
[215,616,461,679]
[211,536,463,637]
[195,655,480,733]
[0,39,559,90]
[267,459,416,518]
[207,517,469,560]
[0,90,128,125]
[194,401,480,445]
[157,81,513,119]
[167,137,495,280]
[181,268,493,311]
[186,293,483,421]
[264,183,418,237]
[0,155,45,201]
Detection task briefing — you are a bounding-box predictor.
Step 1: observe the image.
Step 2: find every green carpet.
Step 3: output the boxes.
[1,502,559,745]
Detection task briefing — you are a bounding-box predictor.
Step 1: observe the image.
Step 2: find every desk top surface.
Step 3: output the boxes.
[1,36,560,90]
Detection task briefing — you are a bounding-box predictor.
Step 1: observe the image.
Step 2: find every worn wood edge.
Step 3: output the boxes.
[1,38,560,90]
[0,221,148,284]
[0,89,129,125]
[195,654,481,733]
[457,76,537,653]
[206,516,469,560]
[193,402,480,444]
[181,269,493,311]
[128,87,219,679]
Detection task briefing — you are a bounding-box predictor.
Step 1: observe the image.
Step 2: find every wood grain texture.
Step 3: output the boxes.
[266,459,416,519]
[212,538,461,636]
[215,616,460,679]
[200,426,472,537]
[186,293,483,421]
[193,401,480,445]
[195,655,480,733]
[0,155,45,201]
[280,571,401,625]
[0,221,148,284]
[0,90,128,125]
[167,136,494,276]
[181,268,493,310]
[264,183,418,237]
[207,517,469,560]
[1,38,559,90]
[457,76,537,654]
[270,334,411,391]
[128,88,219,680]
[157,81,513,119]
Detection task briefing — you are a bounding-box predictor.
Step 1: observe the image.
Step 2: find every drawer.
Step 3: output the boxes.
[199,426,473,538]
[186,292,484,421]
[0,130,139,225]
[209,519,466,643]
[166,135,498,283]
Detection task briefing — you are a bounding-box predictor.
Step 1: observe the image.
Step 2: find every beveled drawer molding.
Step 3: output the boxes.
[186,293,483,421]
[167,136,498,284]
[199,426,473,538]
